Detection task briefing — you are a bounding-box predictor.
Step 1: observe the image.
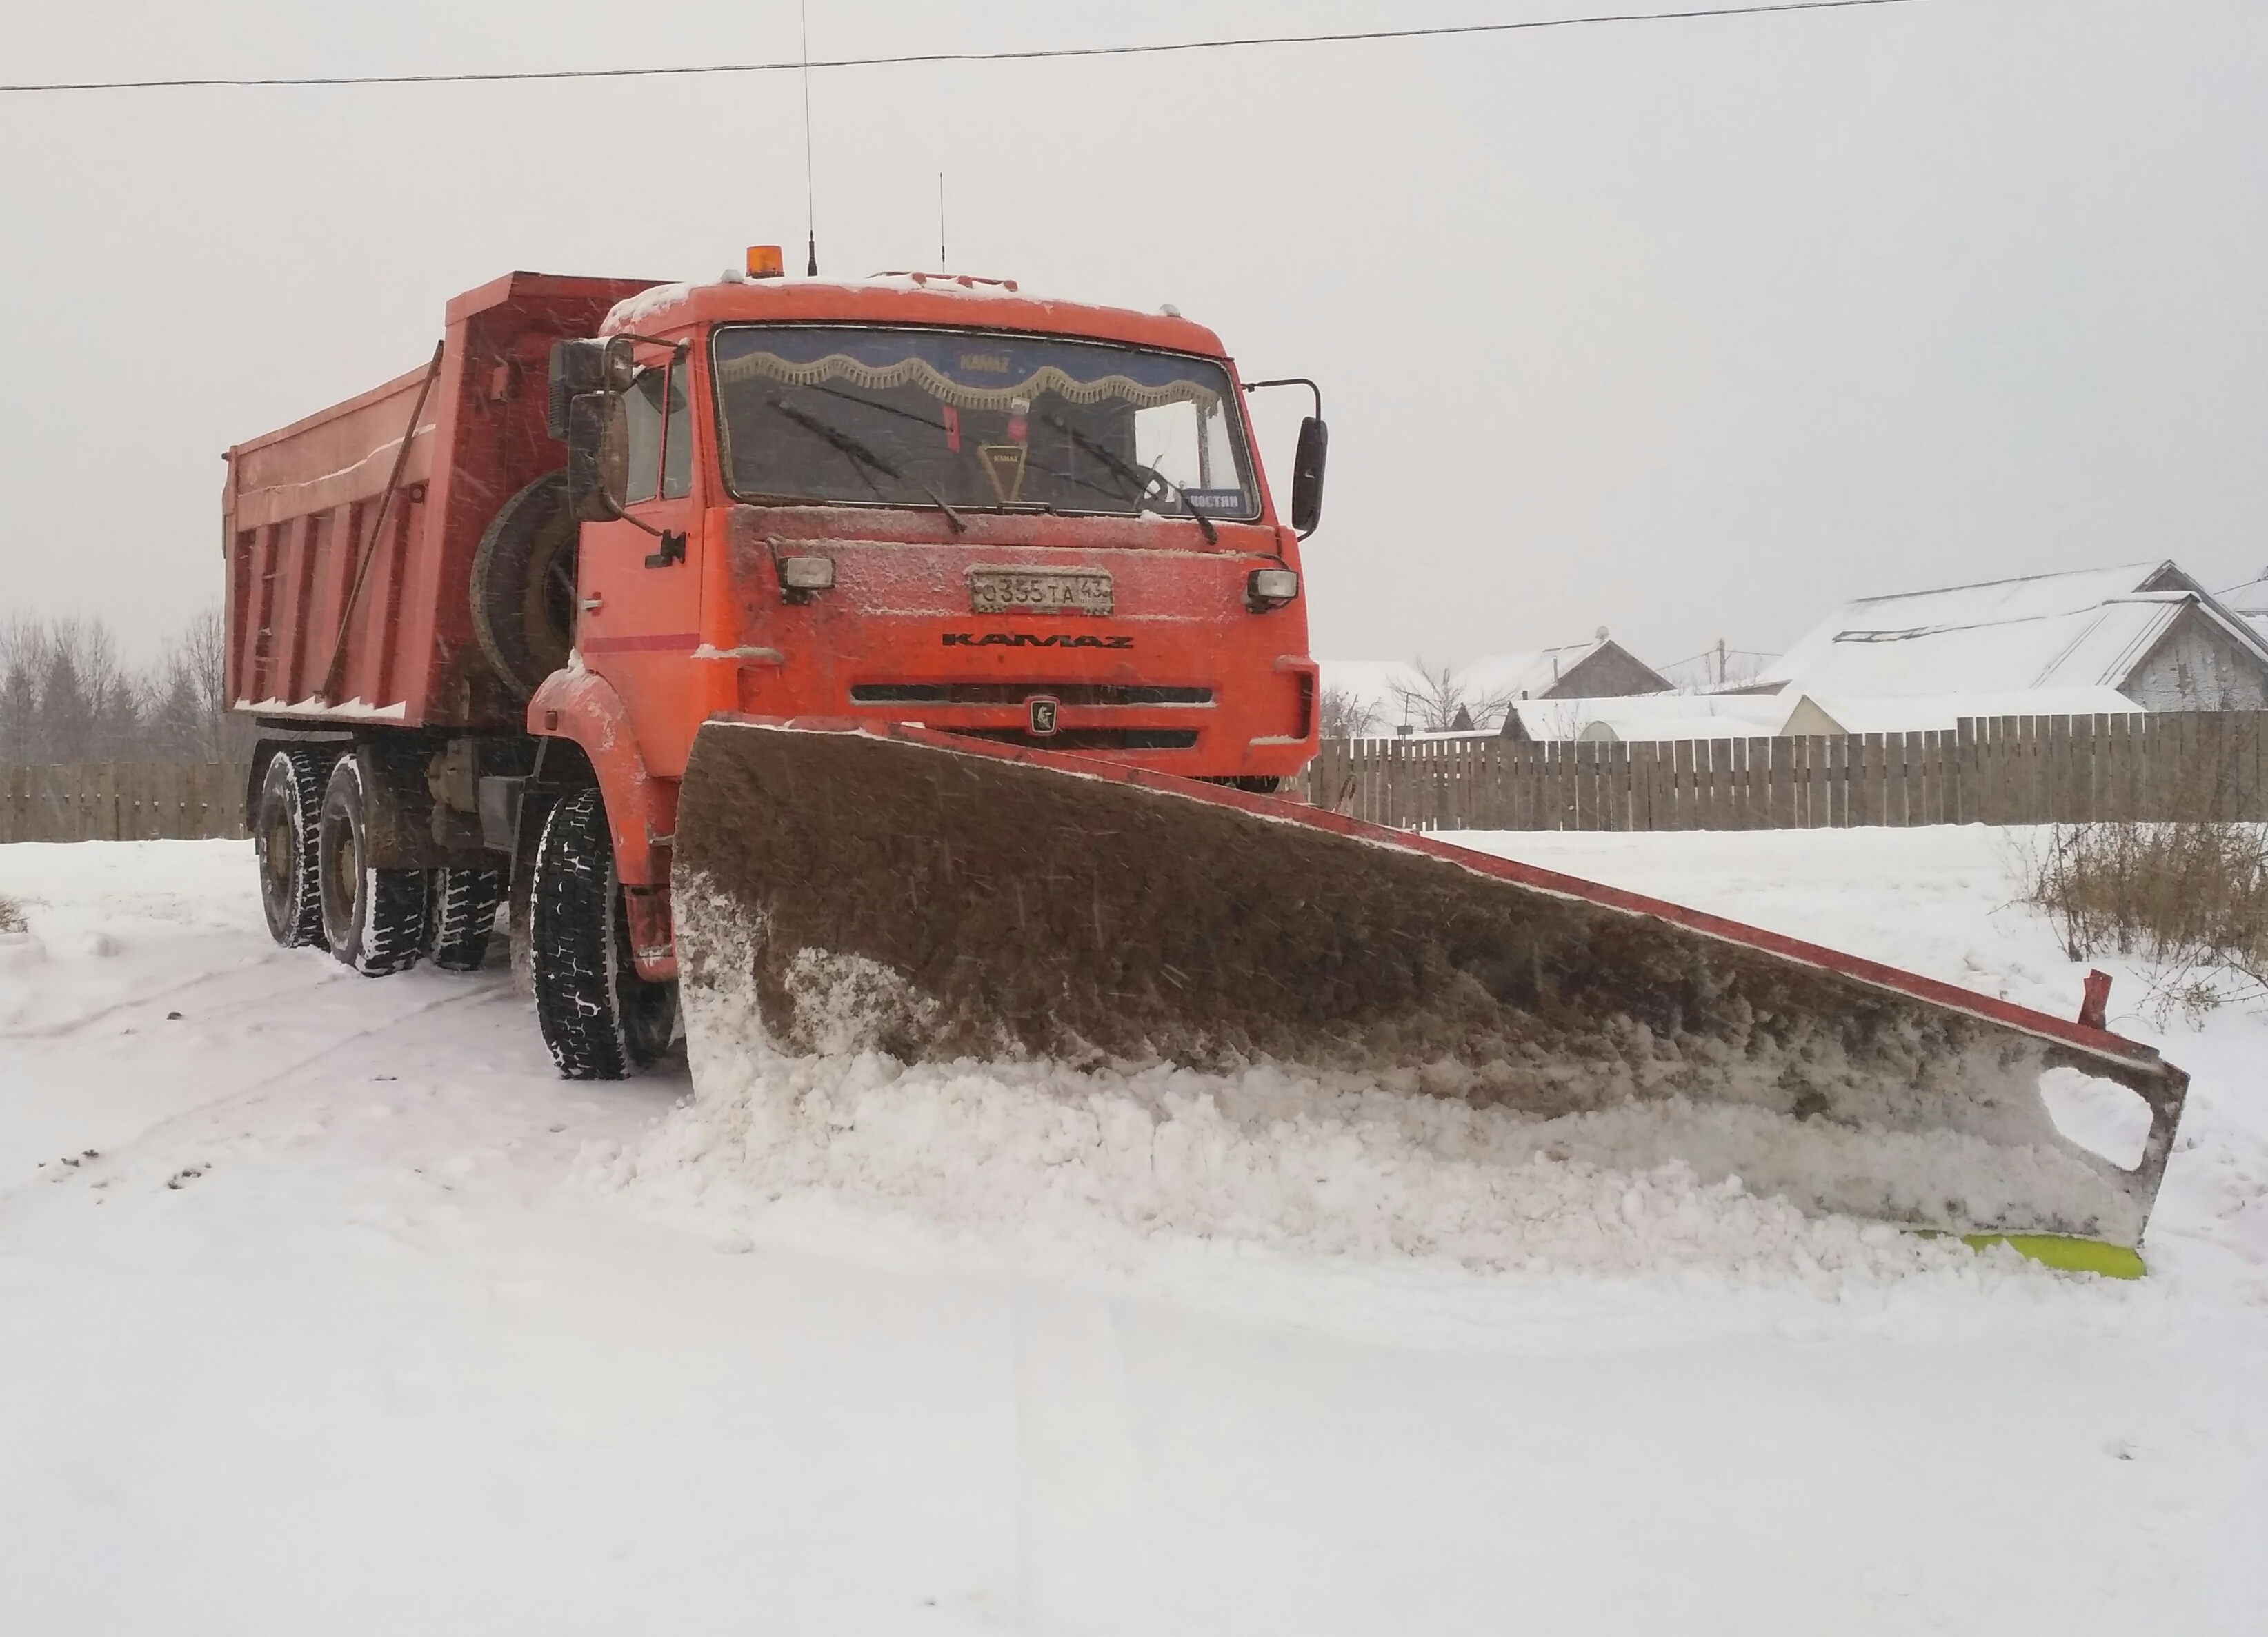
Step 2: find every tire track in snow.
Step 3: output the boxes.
[0,980,524,1205]
[0,947,309,1040]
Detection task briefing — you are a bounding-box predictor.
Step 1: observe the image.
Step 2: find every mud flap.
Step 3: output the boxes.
[671,720,2188,1251]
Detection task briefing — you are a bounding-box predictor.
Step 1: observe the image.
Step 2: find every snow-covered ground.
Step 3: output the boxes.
[1,828,2262,1634]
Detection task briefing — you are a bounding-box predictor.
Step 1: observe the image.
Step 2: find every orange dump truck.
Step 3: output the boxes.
[227,263,1326,1073]
[227,260,2192,1266]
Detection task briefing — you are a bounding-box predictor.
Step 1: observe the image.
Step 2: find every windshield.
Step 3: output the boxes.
[711,325,1260,521]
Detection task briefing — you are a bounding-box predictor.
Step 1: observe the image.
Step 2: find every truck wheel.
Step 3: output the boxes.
[472,470,577,700]
[253,747,328,948]
[317,754,430,977]
[532,786,676,1079]
[428,866,504,973]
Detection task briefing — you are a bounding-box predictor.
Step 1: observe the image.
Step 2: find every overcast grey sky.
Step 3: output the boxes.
[2,0,2262,671]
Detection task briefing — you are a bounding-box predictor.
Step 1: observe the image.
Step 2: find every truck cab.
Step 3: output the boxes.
[521,269,1324,1013]
[549,270,1318,774]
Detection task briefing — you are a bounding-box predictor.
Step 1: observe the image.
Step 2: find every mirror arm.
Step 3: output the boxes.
[1241,377,1323,421]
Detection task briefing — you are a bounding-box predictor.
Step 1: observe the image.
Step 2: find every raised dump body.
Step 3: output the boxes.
[223,273,657,726]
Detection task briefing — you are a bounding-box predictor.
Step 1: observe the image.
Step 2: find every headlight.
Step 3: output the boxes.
[779,556,837,591]
[1247,567,1300,609]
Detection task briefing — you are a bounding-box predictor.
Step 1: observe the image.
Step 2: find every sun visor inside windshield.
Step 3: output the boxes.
[714,330,1221,415]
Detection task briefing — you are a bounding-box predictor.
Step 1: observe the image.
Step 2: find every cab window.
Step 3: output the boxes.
[621,360,693,504]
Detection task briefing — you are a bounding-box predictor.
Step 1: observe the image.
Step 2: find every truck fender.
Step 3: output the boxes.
[526,667,680,982]
[526,667,676,891]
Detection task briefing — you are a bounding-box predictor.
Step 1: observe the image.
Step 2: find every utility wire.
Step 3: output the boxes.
[0,1,1933,95]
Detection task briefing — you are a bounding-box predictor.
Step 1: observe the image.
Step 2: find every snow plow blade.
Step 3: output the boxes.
[672,720,2188,1260]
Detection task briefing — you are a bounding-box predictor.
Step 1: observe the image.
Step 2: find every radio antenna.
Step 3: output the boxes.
[800,0,817,276]
[937,172,946,271]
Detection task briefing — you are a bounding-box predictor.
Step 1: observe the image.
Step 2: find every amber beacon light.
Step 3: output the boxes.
[746,245,786,279]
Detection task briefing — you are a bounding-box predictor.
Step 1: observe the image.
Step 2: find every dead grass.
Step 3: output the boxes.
[0,893,23,935]
[2026,822,2268,1022]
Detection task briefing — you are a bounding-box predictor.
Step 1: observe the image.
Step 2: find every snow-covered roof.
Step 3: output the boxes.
[1458,644,1609,704]
[1508,693,1791,742]
[1788,687,2141,737]
[1759,561,2268,697]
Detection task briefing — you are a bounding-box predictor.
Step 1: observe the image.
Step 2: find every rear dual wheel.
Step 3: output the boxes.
[427,865,505,973]
[317,755,430,977]
[254,748,503,975]
[254,748,328,948]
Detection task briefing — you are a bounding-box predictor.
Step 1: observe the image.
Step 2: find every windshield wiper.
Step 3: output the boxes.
[1041,411,1217,544]
[770,399,968,533]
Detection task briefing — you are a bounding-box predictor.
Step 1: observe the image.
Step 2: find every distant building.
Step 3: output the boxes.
[1504,692,1787,742]
[1320,637,1669,737]
[1773,686,2144,738]
[1460,638,1671,708]
[1752,561,2268,714]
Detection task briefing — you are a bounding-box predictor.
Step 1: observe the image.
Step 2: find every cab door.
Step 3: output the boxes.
[577,346,706,775]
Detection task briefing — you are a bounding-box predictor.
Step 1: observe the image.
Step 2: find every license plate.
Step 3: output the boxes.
[968,568,1113,617]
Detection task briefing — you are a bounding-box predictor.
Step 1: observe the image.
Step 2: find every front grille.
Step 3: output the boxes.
[957,728,1200,752]
[852,682,1213,707]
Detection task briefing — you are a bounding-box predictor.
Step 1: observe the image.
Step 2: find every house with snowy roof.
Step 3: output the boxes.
[1455,637,1671,708]
[1744,562,2268,733]
[1320,637,1669,735]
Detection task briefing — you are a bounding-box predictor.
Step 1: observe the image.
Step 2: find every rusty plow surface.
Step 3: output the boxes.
[670,720,2188,1256]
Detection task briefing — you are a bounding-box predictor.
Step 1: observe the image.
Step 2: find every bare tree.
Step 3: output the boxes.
[1317,685,1380,740]
[0,608,246,766]
[42,617,147,762]
[148,605,244,762]
[0,615,46,761]
[1387,660,1518,735]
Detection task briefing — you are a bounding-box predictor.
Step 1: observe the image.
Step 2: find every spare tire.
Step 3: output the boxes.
[472,470,578,700]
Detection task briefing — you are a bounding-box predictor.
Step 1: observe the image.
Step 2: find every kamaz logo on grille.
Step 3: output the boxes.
[942,632,1134,649]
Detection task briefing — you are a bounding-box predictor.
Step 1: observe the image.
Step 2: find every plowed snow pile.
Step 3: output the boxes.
[591,1024,2049,1291]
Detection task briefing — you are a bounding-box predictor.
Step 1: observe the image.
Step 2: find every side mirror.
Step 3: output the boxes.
[547,336,637,439]
[566,393,629,522]
[1289,416,1328,537]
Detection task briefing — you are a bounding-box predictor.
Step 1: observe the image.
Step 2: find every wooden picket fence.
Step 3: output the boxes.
[0,763,249,843]
[7,713,2267,844]
[1302,711,2268,833]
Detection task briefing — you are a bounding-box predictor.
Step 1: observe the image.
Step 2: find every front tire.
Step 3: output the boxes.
[531,787,676,1078]
[317,754,430,977]
[253,747,327,948]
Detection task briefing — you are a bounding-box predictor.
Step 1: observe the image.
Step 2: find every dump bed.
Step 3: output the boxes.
[223,272,657,729]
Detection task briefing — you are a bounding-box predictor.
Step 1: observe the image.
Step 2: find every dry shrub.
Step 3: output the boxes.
[0,893,23,935]
[2027,822,2268,1022]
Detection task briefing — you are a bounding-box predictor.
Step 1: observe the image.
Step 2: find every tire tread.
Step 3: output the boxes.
[428,866,505,973]
[257,747,328,949]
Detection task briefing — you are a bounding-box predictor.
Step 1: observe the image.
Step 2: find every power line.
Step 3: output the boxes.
[0,1,1933,95]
